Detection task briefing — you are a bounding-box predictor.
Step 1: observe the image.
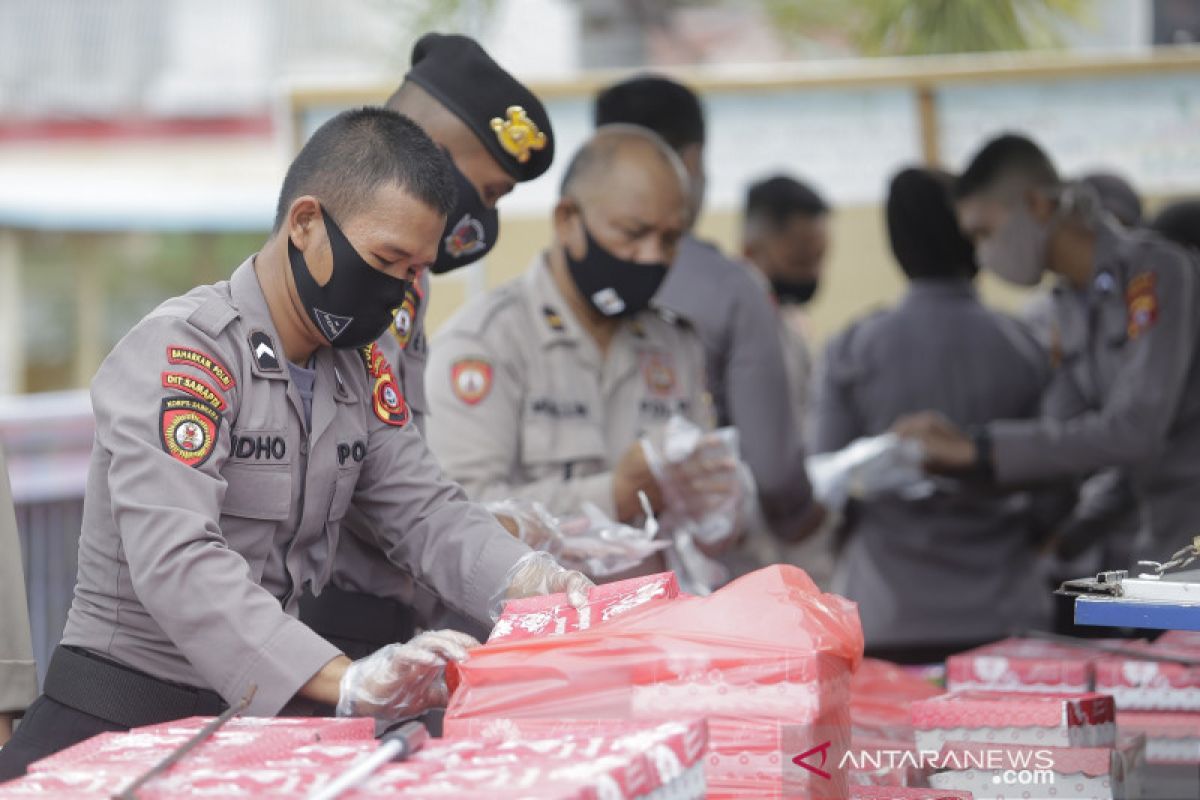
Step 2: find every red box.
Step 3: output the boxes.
[850,786,973,799]
[1094,641,1200,711]
[1118,711,1200,765]
[946,638,1110,694]
[911,691,1116,751]
[489,571,680,643]
[927,735,1145,800]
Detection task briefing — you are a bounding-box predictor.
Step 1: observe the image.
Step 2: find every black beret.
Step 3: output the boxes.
[405,33,554,183]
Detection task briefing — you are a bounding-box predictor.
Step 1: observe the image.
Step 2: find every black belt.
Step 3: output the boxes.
[299,586,416,651]
[43,646,227,729]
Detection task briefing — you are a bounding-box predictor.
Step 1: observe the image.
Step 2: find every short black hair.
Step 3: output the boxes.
[1078,172,1143,227]
[1152,199,1200,252]
[744,175,829,230]
[955,133,1059,201]
[274,106,456,231]
[593,75,705,151]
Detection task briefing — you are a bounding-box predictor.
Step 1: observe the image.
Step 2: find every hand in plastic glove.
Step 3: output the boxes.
[658,432,742,517]
[335,630,478,720]
[488,499,563,555]
[612,441,664,522]
[892,411,977,472]
[488,550,595,622]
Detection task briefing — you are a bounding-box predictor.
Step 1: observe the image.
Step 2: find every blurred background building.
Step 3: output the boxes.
[2,0,1200,678]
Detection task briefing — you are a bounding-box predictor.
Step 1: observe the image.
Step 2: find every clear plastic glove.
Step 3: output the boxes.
[642,416,743,546]
[487,550,595,622]
[557,502,671,577]
[335,629,478,720]
[805,433,932,512]
[487,499,564,556]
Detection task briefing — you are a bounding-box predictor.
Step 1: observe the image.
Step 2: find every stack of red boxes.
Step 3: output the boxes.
[946,637,1113,694]
[0,716,709,799]
[847,658,944,788]
[447,566,865,799]
[1097,630,1200,797]
[910,690,1146,798]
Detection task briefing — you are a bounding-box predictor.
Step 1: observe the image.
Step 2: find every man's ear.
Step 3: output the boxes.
[1026,186,1057,224]
[552,198,585,260]
[287,196,322,250]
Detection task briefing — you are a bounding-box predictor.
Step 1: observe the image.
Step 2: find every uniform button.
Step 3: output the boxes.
[300,440,309,455]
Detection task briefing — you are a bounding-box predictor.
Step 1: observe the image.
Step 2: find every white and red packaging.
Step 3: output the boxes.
[928,734,1145,800]
[1094,640,1200,711]
[489,571,680,643]
[1117,711,1200,765]
[132,715,374,742]
[450,566,864,799]
[946,638,1118,694]
[0,718,706,800]
[911,691,1116,752]
[850,786,974,799]
[1154,630,1200,649]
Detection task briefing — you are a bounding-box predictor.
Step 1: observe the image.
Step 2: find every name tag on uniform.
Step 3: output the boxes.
[229,429,288,463]
[529,397,589,419]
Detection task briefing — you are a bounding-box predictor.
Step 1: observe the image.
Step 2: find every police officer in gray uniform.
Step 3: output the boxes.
[299,33,556,658]
[426,127,731,537]
[898,134,1200,567]
[813,168,1053,659]
[0,108,588,778]
[593,76,822,550]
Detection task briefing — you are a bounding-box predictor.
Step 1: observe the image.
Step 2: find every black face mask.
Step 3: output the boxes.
[771,278,819,306]
[431,159,499,274]
[564,218,669,319]
[288,205,411,349]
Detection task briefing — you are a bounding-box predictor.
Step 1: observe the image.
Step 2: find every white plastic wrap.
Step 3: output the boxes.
[805,433,931,512]
[641,415,743,546]
[487,498,670,578]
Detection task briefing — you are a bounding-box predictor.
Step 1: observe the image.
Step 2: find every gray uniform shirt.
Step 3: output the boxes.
[812,280,1053,647]
[425,255,709,518]
[60,259,530,716]
[655,235,814,537]
[0,444,37,715]
[988,224,1200,560]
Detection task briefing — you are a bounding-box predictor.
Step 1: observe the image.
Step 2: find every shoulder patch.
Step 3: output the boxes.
[642,352,677,397]
[451,358,493,406]
[248,330,281,372]
[166,346,235,391]
[162,371,228,412]
[358,343,410,427]
[390,282,424,350]
[160,397,220,468]
[1126,272,1159,340]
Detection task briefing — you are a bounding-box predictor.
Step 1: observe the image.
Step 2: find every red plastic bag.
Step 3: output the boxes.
[851,658,944,743]
[446,565,864,799]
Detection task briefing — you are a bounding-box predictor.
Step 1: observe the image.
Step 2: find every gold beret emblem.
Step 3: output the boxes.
[490,105,547,164]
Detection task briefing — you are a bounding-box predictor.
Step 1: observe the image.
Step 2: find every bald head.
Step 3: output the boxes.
[553,126,689,268]
[561,124,688,201]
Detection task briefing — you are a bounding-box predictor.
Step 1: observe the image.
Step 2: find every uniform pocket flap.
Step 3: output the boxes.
[220,465,291,520]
